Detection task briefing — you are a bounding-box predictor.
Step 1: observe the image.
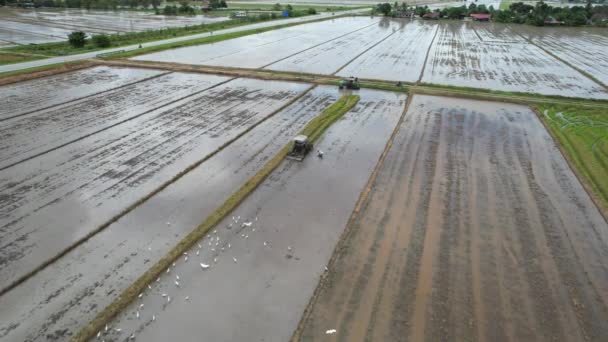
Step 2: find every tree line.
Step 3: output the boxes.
[373,1,608,26]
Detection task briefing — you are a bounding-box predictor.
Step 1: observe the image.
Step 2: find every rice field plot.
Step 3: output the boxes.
[101,88,407,342]
[471,22,526,43]
[0,72,230,169]
[1,66,165,121]
[336,19,438,82]
[422,21,608,99]
[519,26,608,86]
[133,16,378,69]
[264,18,394,75]
[0,85,338,342]
[0,75,309,293]
[0,8,227,41]
[0,27,66,46]
[296,94,608,342]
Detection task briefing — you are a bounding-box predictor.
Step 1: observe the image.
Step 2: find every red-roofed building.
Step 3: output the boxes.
[470,13,491,21]
[422,12,440,20]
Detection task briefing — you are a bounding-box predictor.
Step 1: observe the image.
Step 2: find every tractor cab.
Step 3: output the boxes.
[338,77,360,90]
[286,135,312,161]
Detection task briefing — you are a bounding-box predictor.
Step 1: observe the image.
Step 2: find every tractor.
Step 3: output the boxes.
[338,77,360,90]
[286,135,313,161]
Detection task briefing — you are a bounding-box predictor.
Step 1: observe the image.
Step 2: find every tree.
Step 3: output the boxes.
[286,4,293,11]
[376,2,392,16]
[92,34,110,47]
[68,31,87,48]
[178,2,195,14]
[162,4,177,15]
[414,5,429,16]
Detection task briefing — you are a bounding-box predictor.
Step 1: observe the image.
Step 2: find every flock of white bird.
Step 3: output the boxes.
[96,214,278,341]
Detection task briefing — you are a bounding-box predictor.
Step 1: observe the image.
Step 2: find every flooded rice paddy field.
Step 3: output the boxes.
[0,8,227,45]
[97,89,407,342]
[422,22,608,99]
[0,67,314,294]
[1,66,164,121]
[0,63,405,341]
[515,25,608,86]
[137,16,608,99]
[135,16,381,69]
[296,95,608,342]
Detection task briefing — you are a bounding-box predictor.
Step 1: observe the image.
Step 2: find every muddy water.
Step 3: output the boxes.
[336,19,437,82]
[0,66,164,121]
[0,85,339,342]
[0,72,230,169]
[97,89,407,342]
[133,17,377,68]
[422,22,608,99]
[265,18,392,75]
[0,77,309,293]
[296,94,608,342]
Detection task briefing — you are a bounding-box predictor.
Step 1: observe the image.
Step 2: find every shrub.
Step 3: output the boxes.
[92,34,111,47]
[68,31,87,48]
[307,7,316,14]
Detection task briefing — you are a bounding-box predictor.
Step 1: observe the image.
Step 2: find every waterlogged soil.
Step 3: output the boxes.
[265,18,393,75]
[422,21,608,99]
[0,71,229,169]
[515,25,608,86]
[0,84,342,342]
[295,95,608,342]
[134,16,378,68]
[98,88,407,342]
[0,66,164,121]
[0,76,310,294]
[336,19,437,82]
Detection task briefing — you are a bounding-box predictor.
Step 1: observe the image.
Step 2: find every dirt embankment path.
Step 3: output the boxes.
[294,95,608,342]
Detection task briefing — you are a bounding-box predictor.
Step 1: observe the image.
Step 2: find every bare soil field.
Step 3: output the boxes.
[0,69,313,295]
[422,22,608,99]
[96,89,406,342]
[0,8,227,45]
[295,94,608,342]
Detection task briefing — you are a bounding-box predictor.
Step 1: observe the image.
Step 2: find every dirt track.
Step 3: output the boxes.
[295,95,608,342]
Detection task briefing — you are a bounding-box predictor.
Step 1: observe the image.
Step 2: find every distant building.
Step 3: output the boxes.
[422,12,440,20]
[470,13,491,21]
[544,17,564,25]
[394,9,415,18]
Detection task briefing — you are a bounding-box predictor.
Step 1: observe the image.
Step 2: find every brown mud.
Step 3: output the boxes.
[295,94,608,342]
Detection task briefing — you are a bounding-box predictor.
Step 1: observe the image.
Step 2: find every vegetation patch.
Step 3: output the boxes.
[537,104,608,214]
[70,94,359,342]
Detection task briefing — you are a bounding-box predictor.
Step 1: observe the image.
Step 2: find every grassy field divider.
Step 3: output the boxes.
[533,104,608,221]
[0,60,98,85]
[71,94,359,342]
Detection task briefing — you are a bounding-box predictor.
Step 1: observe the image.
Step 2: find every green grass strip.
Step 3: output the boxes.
[536,104,608,215]
[71,94,359,342]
